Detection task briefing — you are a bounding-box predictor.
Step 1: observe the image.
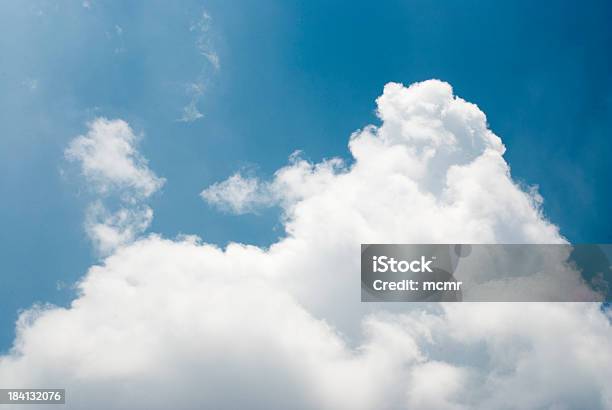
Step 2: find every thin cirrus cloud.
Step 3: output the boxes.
[178,11,219,123]
[1,80,610,409]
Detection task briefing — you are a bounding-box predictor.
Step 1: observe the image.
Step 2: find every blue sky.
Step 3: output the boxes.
[0,0,611,351]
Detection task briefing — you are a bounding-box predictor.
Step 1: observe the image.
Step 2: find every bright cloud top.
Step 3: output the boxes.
[2,80,610,410]
[202,80,556,244]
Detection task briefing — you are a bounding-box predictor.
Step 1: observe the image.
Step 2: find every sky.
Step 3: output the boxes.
[0,1,611,406]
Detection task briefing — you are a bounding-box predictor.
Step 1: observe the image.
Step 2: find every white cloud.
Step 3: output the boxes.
[178,82,205,123]
[3,80,611,409]
[65,118,164,199]
[22,78,38,91]
[190,11,220,71]
[65,118,163,255]
[406,361,469,410]
[177,10,219,123]
[203,51,220,71]
[201,173,272,214]
[84,201,154,256]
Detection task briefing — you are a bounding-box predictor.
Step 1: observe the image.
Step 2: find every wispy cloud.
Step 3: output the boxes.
[177,10,219,122]
[190,11,220,71]
[178,82,205,122]
[21,78,38,91]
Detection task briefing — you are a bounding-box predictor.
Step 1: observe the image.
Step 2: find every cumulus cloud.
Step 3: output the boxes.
[201,173,273,214]
[65,118,164,255]
[84,201,154,256]
[201,152,347,215]
[65,118,164,200]
[4,80,611,409]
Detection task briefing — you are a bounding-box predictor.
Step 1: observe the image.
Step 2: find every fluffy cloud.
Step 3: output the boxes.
[65,118,164,255]
[201,173,273,214]
[65,118,164,200]
[84,201,154,256]
[3,80,610,409]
